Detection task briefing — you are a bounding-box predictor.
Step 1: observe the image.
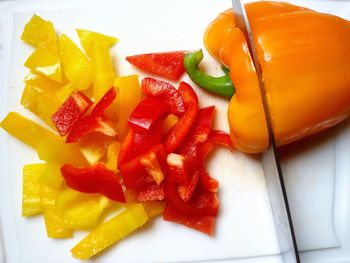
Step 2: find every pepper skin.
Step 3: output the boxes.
[204,1,350,153]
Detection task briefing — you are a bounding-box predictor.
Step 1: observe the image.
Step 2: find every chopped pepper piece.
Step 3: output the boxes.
[141,77,185,115]
[119,145,165,189]
[140,148,165,185]
[71,203,148,260]
[22,163,45,217]
[164,179,219,217]
[24,48,62,83]
[126,51,185,80]
[59,34,92,90]
[21,83,61,128]
[177,106,215,158]
[60,163,125,203]
[164,205,216,236]
[40,184,73,238]
[56,189,111,230]
[76,29,118,57]
[0,112,57,149]
[117,127,162,166]
[164,81,199,153]
[40,162,64,189]
[79,133,112,165]
[114,75,142,139]
[66,87,117,143]
[198,130,233,192]
[91,40,116,101]
[37,137,88,166]
[21,14,57,52]
[51,91,93,136]
[128,97,169,133]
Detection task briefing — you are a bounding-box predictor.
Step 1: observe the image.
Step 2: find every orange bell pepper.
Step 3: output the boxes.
[202,1,350,153]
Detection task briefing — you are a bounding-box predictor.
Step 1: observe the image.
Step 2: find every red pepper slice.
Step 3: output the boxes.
[198,130,233,192]
[117,127,162,166]
[141,78,185,115]
[91,87,117,117]
[136,182,164,202]
[177,170,199,202]
[119,144,165,189]
[126,51,185,81]
[164,81,199,153]
[60,163,125,202]
[177,106,215,158]
[166,153,188,184]
[164,204,216,236]
[164,178,218,217]
[128,97,169,133]
[51,91,93,136]
[66,87,117,143]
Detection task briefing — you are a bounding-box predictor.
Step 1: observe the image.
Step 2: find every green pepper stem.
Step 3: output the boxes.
[184,49,235,98]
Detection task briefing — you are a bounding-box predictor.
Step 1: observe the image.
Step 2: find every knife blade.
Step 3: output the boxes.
[230,1,300,262]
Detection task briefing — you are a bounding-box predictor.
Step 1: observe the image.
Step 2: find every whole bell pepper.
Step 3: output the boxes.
[196,1,350,153]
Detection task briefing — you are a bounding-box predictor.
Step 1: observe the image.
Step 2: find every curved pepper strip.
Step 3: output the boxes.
[204,1,350,153]
[184,49,234,97]
[198,130,233,192]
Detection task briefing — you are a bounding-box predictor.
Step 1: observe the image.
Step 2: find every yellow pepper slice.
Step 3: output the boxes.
[21,14,57,52]
[59,34,92,91]
[39,162,64,189]
[105,140,121,171]
[60,191,111,230]
[76,29,118,58]
[24,48,61,83]
[21,84,60,128]
[114,75,141,140]
[71,203,148,260]
[40,184,73,238]
[78,133,112,165]
[22,163,45,217]
[36,137,88,166]
[0,112,57,149]
[24,71,62,90]
[91,40,116,101]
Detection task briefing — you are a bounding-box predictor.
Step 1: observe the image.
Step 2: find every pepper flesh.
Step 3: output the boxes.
[71,203,148,260]
[204,1,350,153]
[22,164,45,217]
[0,112,57,149]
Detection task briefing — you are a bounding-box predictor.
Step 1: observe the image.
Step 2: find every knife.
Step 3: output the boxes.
[230,0,300,262]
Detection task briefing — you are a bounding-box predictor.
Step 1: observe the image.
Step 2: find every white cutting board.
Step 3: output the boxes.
[0,0,349,262]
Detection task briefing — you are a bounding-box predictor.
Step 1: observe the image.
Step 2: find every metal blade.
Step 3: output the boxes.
[230,1,300,262]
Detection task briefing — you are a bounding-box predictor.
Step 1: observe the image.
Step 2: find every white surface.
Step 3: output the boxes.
[0,0,350,263]
[0,0,279,262]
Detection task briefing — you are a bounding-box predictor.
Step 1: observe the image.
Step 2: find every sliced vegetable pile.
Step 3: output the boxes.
[0,15,233,260]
